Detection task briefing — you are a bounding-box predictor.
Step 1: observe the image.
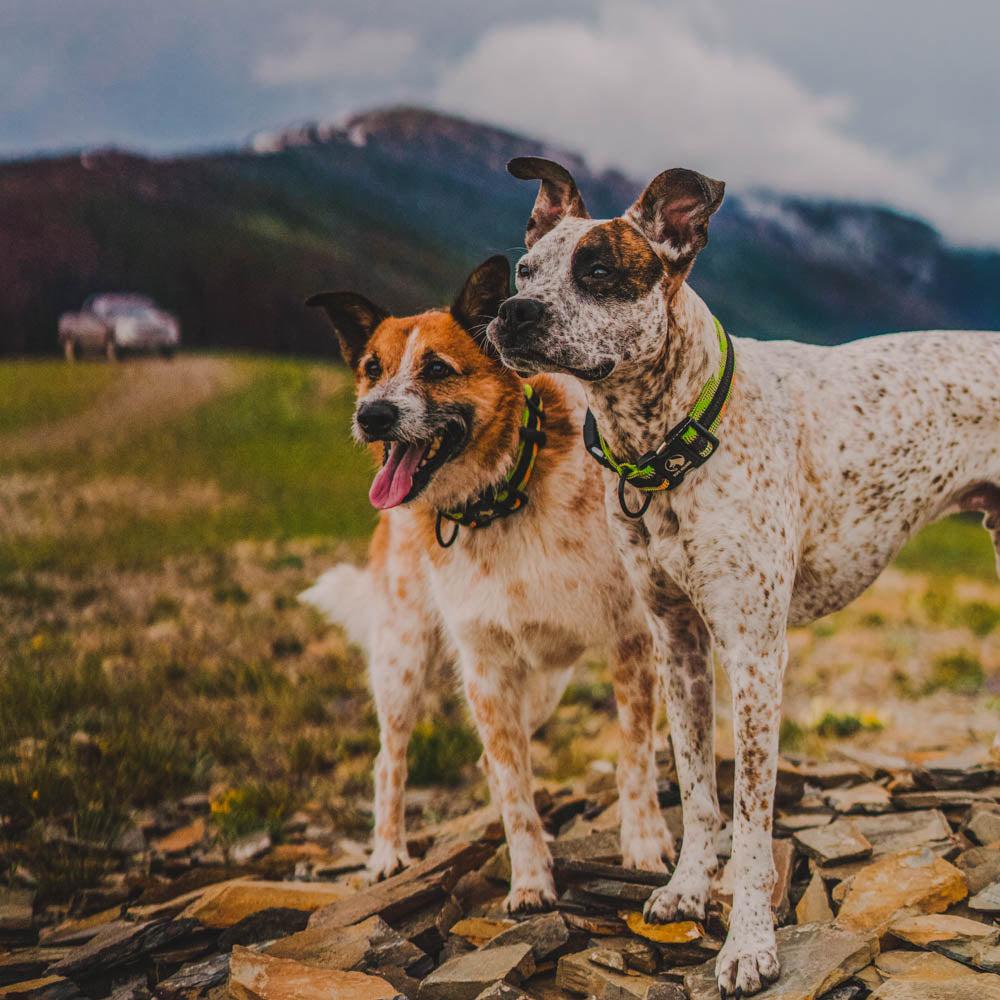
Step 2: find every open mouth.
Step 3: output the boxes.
[499,347,615,382]
[368,422,468,510]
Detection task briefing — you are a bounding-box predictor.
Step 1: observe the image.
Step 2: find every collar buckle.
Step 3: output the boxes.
[641,416,719,489]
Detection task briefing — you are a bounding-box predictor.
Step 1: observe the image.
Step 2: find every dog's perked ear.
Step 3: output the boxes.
[626,168,725,262]
[451,255,510,357]
[305,291,389,367]
[507,157,589,249]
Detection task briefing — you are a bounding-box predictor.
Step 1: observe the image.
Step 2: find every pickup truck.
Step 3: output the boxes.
[58,293,180,360]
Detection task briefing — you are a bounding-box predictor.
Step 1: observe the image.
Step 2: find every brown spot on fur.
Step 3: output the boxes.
[572,220,664,301]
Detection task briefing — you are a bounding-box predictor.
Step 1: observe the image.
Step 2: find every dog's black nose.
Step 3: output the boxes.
[356,400,399,438]
[497,297,545,335]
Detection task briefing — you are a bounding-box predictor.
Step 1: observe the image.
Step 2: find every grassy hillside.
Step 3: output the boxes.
[1,355,998,905]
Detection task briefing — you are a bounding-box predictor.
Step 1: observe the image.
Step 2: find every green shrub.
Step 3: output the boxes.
[925,651,985,695]
[407,720,481,786]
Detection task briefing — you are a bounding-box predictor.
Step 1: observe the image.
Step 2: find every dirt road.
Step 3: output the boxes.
[0,356,247,457]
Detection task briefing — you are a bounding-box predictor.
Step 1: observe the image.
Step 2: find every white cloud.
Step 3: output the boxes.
[433,2,1000,246]
[255,15,418,85]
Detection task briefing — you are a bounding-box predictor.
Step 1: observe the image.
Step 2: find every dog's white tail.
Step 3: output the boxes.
[300,564,372,653]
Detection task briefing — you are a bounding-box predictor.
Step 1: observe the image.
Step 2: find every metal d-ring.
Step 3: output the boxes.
[617,476,653,519]
[435,512,460,548]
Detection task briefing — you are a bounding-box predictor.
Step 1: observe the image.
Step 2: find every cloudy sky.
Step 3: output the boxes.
[2,0,998,246]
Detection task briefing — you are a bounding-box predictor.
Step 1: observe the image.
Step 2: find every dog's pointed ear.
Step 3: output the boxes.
[305,291,388,366]
[451,255,510,358]
[508,157,589,249]
[626,168,725,262]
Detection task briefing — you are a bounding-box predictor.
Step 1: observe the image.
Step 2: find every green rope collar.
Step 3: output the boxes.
[583,317,735,518]
[435,384,546,547]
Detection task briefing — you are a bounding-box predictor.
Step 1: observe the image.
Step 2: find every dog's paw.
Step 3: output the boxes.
[643,874,710,923]
[715,938,780,997]
[621,837,670,874]
[504,882,557,914]
[367,843,411,881]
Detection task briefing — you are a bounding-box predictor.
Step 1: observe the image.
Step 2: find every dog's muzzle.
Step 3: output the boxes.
[356,399,398,440]
[493,297,546,349]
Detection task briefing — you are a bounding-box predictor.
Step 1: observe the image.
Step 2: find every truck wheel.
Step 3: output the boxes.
[105,336,118,361]
[63,338,76,362]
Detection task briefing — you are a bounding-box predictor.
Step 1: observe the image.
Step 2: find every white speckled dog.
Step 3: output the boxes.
[489,157,1000,996]
[303,256,673,911]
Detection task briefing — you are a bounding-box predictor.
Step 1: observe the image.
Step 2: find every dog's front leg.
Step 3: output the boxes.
[610,624,673,871]
[368,627,435,880]
[643,600,720,921]
[712,637,787,997]
[462,653,554,913]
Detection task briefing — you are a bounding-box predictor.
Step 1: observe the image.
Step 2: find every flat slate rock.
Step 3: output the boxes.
[850,809,954,858]
[153,952,230,998]
[869,977,1000,999]
[549,830,621,863]
[684,922,878,1000]
[391,895,463,954]
[48,919,198,978]
[472,983,533,1000]
[556,949,674,1000]
[893,789,997,810]
[0,976,82,1000]
[794,819,873,865]
[417,943,534,1000]
[482,912,569,961]
[874,948,979,982]
[448,920,516,948]
[267,913,429,978]
[968,810,1000,846]
[794,761,869,788]
[795,872,833,925]
[776,813,834,834]
[955,846,1000,894]
[0,952,70,989]
[889,913,999,948]
[888,913,1000,974]
[181,879,354,928]
[309,841,492,932]
[971,881,1000,912]
[216,907,312,950]
[836,849,967,932]
[824,783,893,814]
[229,946,402,1000]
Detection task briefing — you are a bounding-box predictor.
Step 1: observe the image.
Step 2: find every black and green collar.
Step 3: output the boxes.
[583,317,735,519]
[435,384,546,548]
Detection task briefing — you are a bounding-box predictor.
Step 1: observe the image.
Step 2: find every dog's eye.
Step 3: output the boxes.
[517,262,530,279]
[424,359,455,380]
[363,358,382,380]
[589,264,611,278]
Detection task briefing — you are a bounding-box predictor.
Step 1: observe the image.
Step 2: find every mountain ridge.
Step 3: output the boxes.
[0,105,996,356]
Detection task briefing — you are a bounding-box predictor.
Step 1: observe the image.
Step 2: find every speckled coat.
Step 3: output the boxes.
[490,157,1000,996]
[302,258,673,911]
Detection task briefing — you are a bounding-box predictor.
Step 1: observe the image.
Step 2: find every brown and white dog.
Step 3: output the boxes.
[489,157,1000,995]
[303,256,673,910]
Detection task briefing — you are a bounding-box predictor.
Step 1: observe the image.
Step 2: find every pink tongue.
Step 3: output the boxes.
[369,441,428,509]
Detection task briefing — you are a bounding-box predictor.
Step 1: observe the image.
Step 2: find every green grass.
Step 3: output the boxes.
[0,357,376,572]
[0,360,119,433]
[407,719,482,786]
[925,651,985,696]
[896,515,997,579]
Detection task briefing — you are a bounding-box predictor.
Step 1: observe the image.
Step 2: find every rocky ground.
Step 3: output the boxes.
[5,747,1000,999]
